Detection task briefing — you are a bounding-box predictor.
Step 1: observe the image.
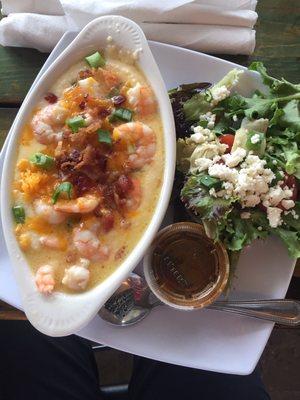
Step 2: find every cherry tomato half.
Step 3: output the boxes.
[219,134,235,153]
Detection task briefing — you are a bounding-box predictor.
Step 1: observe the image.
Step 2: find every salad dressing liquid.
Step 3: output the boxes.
[147,223,229,309]
[152,232,218,299]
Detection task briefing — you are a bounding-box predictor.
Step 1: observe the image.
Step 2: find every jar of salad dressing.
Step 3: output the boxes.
[143,222,229,310]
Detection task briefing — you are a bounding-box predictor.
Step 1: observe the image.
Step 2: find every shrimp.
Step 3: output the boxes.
[62,258,90,291]
[54,194,101,214]
[123,178,142,211]
[113,122,156,170]
[94,68,120,91]
[39,235,67,251]
[31,102,68,144]
[34,199,66,224]
[127,83,157,116]
[35,264,55,294]
[73,228,109,261]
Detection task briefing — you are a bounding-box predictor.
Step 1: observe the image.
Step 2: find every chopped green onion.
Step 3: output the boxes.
[66,116,86,133]
[97,129,112,145]
[109,108,133,123]
[52,182,73,204]
[85,51,106,68]
[12,205,25,224]
[200,175,221,189]
[30,153,54,170]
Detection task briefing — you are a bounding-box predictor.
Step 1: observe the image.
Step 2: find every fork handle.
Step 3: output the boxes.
[209,299,300,327]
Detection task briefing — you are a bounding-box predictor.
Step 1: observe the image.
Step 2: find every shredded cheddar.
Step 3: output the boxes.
[17,159,33,172]
[19,170,50,198]
[26,216,53,235]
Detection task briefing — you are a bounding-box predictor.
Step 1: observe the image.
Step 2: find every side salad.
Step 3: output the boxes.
[170,62,300,263]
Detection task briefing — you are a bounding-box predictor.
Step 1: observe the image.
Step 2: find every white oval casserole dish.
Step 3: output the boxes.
[0,16,176,336]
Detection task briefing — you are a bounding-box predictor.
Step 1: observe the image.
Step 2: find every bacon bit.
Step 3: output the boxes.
[115,175,133,197]
[70,174,94,196]
[57,149,82,174]
[79,101,86,110]
[44,92,58,104]
[103,185,116,208]
[114,246,126,261]
[78,69,93,79]
[102,212,114,232]
[74,145,107,179]
[98,108,111,118]
[112,95,126,106]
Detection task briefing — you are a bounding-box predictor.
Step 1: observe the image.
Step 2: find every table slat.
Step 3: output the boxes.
[0,107,18,147]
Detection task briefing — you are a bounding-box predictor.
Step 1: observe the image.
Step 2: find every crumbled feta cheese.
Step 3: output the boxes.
[223,182,234,191]
[267,207,283,228]
[257,226,263,231]
[194,157,213,172]
[292,211,299,220]
[209,188,217,197]
[250,133,261,144]
[262,185,293,207]
[190,142,227,172]
[272,160,277,165]
[211,85,230,104]
[281,199,295,210]
[232,114,238,122]
[222,147,246,168]
[190,125,215,144]
[208,163,238,183]
[243,194,261,208]
[241,212,251,219]
[199,112,216,129]
[207,152,275,209]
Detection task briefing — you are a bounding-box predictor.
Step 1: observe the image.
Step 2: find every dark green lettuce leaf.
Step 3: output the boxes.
[272,229,300,259]
[249,62,300,97]
[279,100,300,130]
[282,202,300,230]
[218,210,269,252]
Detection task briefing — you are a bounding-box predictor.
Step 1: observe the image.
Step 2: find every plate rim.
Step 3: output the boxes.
[0,32,296,374]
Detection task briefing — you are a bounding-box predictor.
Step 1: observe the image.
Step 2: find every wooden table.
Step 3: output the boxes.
[0,1,299,319]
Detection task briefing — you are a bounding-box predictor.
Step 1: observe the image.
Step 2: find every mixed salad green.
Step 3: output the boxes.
[170,62,300,263]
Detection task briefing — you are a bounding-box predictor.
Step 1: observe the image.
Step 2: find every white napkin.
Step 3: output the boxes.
[0,0,258,54]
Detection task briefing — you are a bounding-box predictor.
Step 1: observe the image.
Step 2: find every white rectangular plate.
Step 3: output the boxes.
[0,32,295,374]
